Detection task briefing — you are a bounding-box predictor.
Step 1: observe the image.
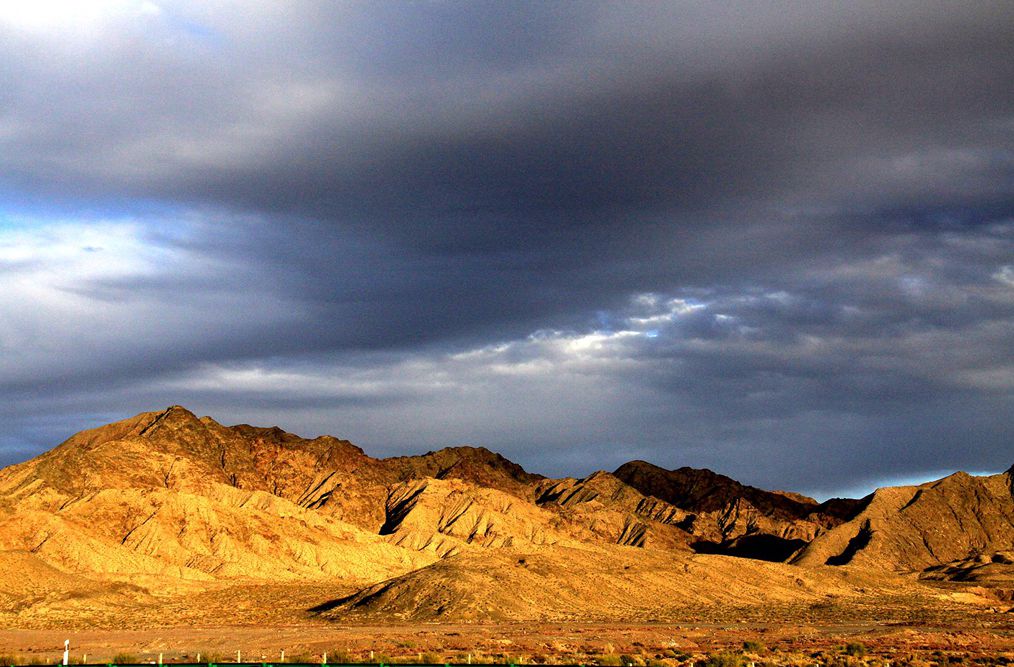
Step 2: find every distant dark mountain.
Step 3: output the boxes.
[612,460,867,560]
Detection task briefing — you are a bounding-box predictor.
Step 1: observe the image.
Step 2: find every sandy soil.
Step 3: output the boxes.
[2,617,1013,666]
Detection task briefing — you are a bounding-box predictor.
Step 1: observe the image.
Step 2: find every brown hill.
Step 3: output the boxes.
[921,551,1014,589]
[614,460,865,524]
[313,544,924,623]
[612,461,866,560]
[0,406,1010,627]
[0,550,158,627]
[793,470,1014,573]
[0,407,430,583]
[534,471,696,550]
[378,477,572,557]
[381,446,544,499]
[0,407,598,588]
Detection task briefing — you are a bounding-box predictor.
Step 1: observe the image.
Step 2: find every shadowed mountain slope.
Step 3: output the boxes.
[612,460,867,559]
[614,460,865,525]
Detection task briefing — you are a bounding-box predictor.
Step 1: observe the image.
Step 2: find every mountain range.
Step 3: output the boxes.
[0,406,1011,627]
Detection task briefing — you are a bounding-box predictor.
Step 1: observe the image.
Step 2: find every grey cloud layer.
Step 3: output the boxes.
[0,1,1011,497]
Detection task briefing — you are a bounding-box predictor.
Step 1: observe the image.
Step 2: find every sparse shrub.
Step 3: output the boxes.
[419,653,442,665]
[619,654,643,667]
[598,655,623,667]
[742,642,764,654]
[111,655,138,665]
[703,653,745,667]
[843,643,867,658]
[664,649,692,662]
[0,655,18,666]
[327,650,356,664]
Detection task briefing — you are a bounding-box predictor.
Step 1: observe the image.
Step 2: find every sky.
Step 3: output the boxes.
[0,1,1011,500]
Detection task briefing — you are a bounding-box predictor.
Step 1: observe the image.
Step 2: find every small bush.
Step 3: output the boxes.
[843,643,867,658]
[326,650,356,664]
[0,655,18,666]
[419,653,442,665]
[598,655,623,667]
[742,642,765,654]
[703,653,745,667]
[111,655,138,665]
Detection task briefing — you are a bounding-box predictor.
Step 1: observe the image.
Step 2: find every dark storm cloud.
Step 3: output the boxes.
[0,1,1011,497]
[5,2,1013,222]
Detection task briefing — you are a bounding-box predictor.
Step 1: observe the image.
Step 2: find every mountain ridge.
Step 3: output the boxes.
[0,406,1011,626]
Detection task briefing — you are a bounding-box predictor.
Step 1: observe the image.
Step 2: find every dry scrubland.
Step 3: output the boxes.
[1,621,1013,667]
[0,407,1012,664]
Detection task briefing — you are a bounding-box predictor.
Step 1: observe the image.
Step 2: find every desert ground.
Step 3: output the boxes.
[1,578,1013,666]
[2,619,1014,667]
[2,409,1012,666]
